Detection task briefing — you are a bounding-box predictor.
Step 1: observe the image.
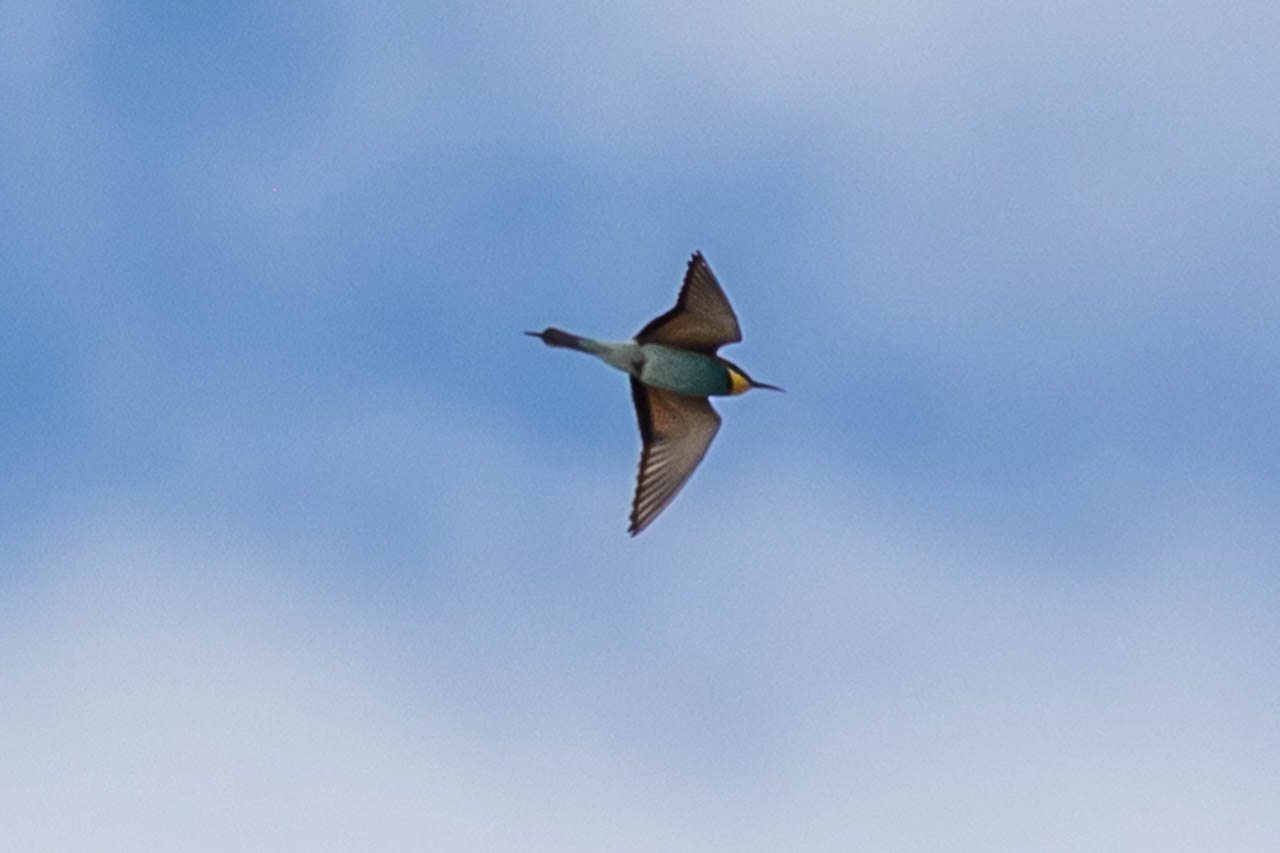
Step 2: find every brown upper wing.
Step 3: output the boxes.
[628,379,722,535]
[634,252,742,353]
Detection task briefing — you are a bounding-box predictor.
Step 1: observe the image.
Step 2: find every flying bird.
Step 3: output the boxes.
[526,252,782,535]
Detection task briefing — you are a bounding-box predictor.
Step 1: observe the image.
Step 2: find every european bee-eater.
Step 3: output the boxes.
[527,251,781,535]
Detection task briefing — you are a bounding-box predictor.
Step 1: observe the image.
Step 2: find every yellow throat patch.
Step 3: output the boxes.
[728,368,752,395]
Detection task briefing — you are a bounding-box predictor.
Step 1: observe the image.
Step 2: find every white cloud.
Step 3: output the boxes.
[0,514,708,851]
[6,473,1278,850]
[650,469,1280,849]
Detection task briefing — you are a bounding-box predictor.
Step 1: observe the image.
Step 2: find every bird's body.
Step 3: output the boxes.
[527,252,780,535]
[536,335,749,397]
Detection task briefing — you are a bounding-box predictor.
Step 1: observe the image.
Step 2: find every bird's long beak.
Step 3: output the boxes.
[752,380,785,392]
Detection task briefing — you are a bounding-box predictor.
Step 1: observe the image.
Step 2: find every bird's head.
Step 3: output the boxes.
[726,363,784,395]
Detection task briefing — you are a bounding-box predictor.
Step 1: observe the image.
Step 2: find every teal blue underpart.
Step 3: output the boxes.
[635,344,732,396]
[549,335,733,397]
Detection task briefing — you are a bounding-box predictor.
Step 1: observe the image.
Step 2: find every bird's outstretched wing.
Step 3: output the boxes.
[634,252,742,353]
[628,378,721,535]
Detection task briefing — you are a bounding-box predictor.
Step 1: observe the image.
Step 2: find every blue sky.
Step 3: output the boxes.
[4,2,1280,849]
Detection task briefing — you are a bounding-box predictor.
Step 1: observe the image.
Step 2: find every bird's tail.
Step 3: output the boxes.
[525,327,592,351]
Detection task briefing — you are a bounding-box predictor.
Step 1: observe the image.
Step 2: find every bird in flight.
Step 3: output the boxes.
[527,252,781,535]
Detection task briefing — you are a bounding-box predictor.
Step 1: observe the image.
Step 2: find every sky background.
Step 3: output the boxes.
[4,2,1280,850]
